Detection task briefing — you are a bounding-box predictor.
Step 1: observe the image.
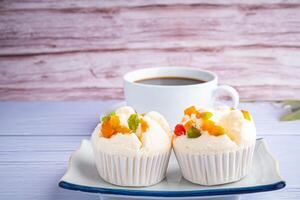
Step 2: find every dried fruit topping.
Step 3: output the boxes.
[209,125,225,136]
[187,126,201,138]
[201,112,213,120]
[202,119,225,136]
[100,110,152,139]
[109,115,120,129]
[196,111,202,118]
[201,120,215,132]
[241,110,251,121]
[174,124,186,136]
[196,110,213,120]
[128,114,140,132]
[101,120,116,138]
[184,106,197,116]
[115,126,131,134]
[101,112,116,122]
[101,113,131,138]
[101,114,121,138]
[140,119,149,132]
[184,120,194,130]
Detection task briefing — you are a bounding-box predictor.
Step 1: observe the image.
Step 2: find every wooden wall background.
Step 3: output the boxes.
[0,0,300,101]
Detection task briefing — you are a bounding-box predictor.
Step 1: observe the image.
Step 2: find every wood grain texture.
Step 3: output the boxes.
[0,50,299,101]
[0,0,300,100]
[1,101,299,136]
[0,101,299,200]
[1,2,300,55]
[0,136,298,200]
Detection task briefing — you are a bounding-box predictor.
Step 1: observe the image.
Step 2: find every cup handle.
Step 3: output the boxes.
[212,85,239,108]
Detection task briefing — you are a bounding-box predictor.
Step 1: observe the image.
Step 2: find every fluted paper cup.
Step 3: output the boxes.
[174,144,255,186]
[93,149,171,187]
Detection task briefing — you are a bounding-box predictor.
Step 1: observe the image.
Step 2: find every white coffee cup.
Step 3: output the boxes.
[124,67,239,126]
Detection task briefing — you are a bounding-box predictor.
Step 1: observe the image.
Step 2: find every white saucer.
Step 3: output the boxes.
[59,138,285,199]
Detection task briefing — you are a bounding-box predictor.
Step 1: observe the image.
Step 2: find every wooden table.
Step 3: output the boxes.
[0,101,299,199]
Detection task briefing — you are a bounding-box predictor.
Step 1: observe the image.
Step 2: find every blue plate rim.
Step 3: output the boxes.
[58,180,286,197]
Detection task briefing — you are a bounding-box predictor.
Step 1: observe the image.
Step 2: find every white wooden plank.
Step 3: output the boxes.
[243,189,300,200]
[0,136,85,151]
[0,102,299,136]
[260,135,299,188]
[0,135,298,186]
[0,102,298,199]
[0,135,298,199]
[0,102,300,200]
[0,162,297,200]
[0,164,98,200]
[239,102,300,136]
[0,101,117,136]
[0,135,85,163]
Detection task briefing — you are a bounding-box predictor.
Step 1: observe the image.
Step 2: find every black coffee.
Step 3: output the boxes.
[134,77,206,86]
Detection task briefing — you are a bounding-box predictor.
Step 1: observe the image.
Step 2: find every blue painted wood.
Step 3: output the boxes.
[0,101,299,200]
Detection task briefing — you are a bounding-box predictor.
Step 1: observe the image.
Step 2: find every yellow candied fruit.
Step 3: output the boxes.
[109,115,120,128]
[116,126,131,134]
[184,120,194,130]
[196,111,213,120]
[201,120,225,136]
[241,110,251,121]
[209,125,225,136]
[184,106,197,116]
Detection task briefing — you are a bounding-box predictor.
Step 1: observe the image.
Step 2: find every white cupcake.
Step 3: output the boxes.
[91,106,172,187]
[173,106,256,186]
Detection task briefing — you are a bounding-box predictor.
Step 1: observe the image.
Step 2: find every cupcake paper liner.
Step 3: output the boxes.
[93,149,171,187]
[174,144,255,186]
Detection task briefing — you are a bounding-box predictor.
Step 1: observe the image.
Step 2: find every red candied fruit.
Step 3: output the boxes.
[174,124,186,136]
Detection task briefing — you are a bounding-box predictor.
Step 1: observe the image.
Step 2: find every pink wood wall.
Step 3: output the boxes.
[0,0,300,101]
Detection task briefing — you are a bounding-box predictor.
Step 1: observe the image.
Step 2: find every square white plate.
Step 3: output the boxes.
[59,138,285,199]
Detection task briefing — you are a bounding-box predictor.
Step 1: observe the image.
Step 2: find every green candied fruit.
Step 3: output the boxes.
[202,112,213,120]
[187,126,201,138]
[101,112,116,122]
[128,114,140,132]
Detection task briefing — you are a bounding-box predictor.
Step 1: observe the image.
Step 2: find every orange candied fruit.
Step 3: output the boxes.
[196,111,203,118]
[116,126,131,134]
[201,120,225,136]
[101,115,130,138]
[184,106,197,116]
[140,119,149,132]
[201,120,215,132]
[101,120,115,138]
[184,120,194,130]
[209,125,225,136]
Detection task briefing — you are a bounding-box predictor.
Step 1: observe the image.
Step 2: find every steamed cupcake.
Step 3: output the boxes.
[173,106,256,186]
[91,106,172,187]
